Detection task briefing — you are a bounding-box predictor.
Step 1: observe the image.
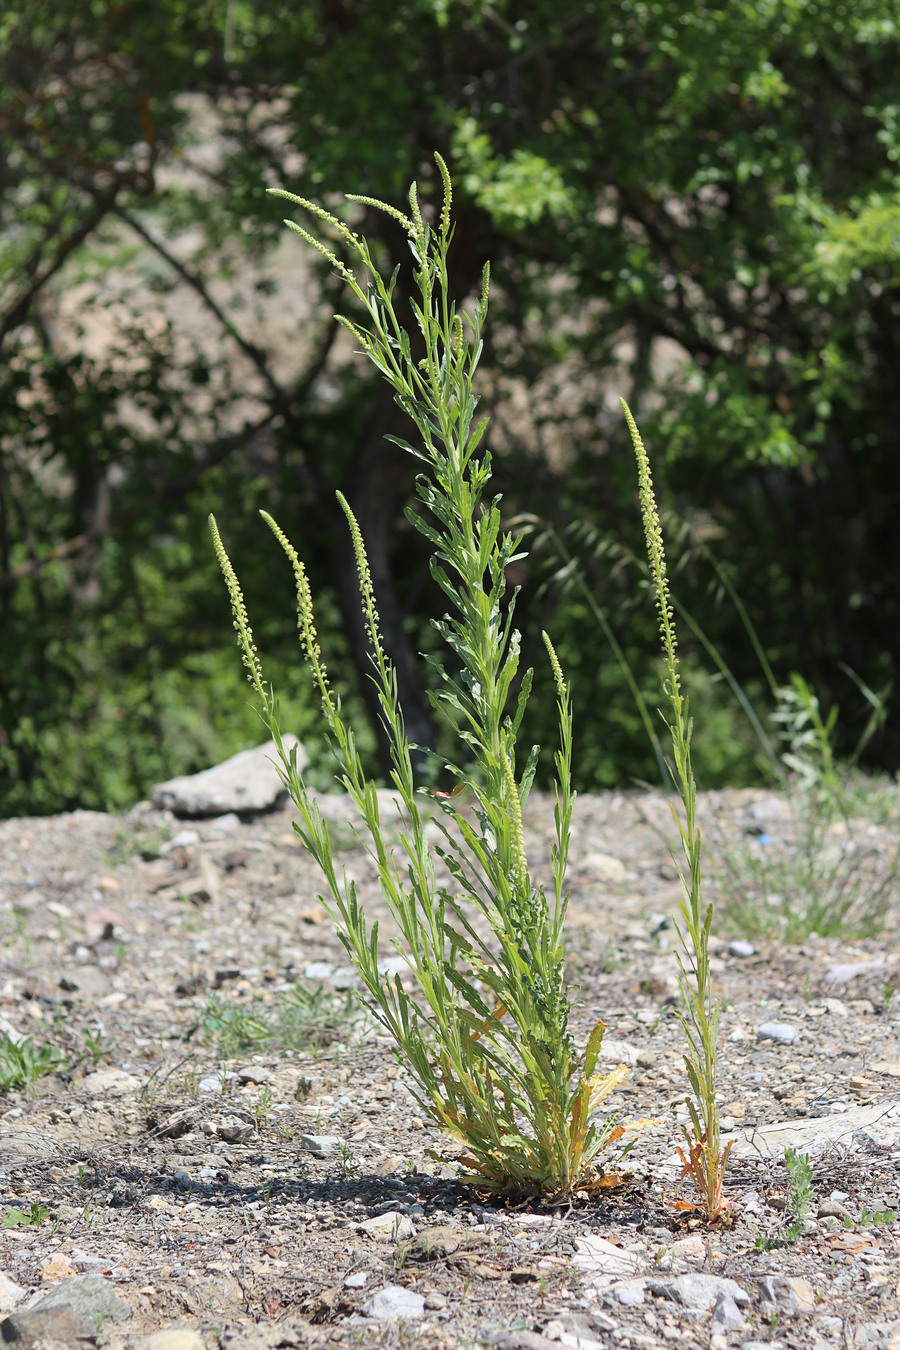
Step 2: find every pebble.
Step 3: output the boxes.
[82,1068,143,1095]
[582,851,628,884]
[757,1021,796,1045]
[301,1134,344,1159]
[303,963,334,981]
[729,940,756,957]
[139,1334,206,1350]
[214,1116,255,1143]
[669,1235,705,1261]
[357,1211,416,1242]
[344,1271,370,1288]
[823,958,886,986]
[0,1273,25,1313]
[361,1284,425,1320]
[572,1235,641,1277]
[210,813,242,834]
[197,1072,236,1093]
[711,1291,746,1331]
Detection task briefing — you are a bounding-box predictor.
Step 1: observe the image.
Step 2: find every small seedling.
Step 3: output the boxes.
[3,1202,49,1228]
[82,1025,111,1067]
[255,1084,274,1128]
[860,1206,896,1226]
[756,1146,814,1249]
[338,1140,359,1178]
[0,1034,64,1092]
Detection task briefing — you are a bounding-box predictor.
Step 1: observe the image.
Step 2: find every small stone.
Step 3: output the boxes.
[82,1068,142,1095]
[729,940,755,958]
[0,1273,25,1313]
[669,1235,705,1261]
[198,1072,236,1093]
[711,1292,746,1331]
[818,1198,854,1224]
[40,1255,78,1282]
[823,958,886,986]
[210,813,242,834]
[140,1332,206,1350]
[582,851,628,884]
[160,829,200,852]
[610,1279,646,1306]
[361,1284,425,1320]
[757,1021,796,1045]
[778,1276,816,1312]
[343,1271,369,1288]
[597,1038,638,1067]
[301,1134,344,1159]
[215,1115,255,1143]
[406,1226,461,1262]
[572,1236,641,1277]
[303,963,334,981]
[357,1211,415,1242]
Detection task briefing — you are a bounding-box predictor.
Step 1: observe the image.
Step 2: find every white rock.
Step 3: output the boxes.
[159,829,199,853]
[303,963,334,981]
[729,940,755,958]
[757,1021,796,1045]
[362,1284,425,1320]
[572,1235,641,1278]
[582,852,628,884]
[357,1212,415,1242]
[301,1134,344,1159]
[598,1038,639,1067]
[0,1271,25,1312]
[669,1235,705,1261]
[139,1332,206,1350]
[823,958,887,986]
[344,1271,369,1288]
[609,1278,647,1305]
[151,737,306,817]
[82,1069,142,1096]
[210,813,242,834]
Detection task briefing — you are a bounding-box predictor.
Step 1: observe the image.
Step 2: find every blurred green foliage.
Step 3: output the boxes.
[1,0,898,813]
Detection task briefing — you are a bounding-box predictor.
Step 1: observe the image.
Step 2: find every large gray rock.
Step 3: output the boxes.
[1,1275,132,1345]
[32,1273,132,1324]
[151,737,305,817]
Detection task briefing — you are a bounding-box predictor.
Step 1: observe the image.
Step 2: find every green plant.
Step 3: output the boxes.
[622,401,730,1220]
[338,1140,359,1179]
[211,158,634,1197]
[0,1034,64,1092]
[254,1083,274,1128]
[756,1147,814,1249]
[200,982,358,1058]
[2,1202,49,1228]
[81,1025,112,1068]
[860,1206,896,1226]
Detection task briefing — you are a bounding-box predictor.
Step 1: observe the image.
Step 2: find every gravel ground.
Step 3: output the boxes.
[1,785,900,1350]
